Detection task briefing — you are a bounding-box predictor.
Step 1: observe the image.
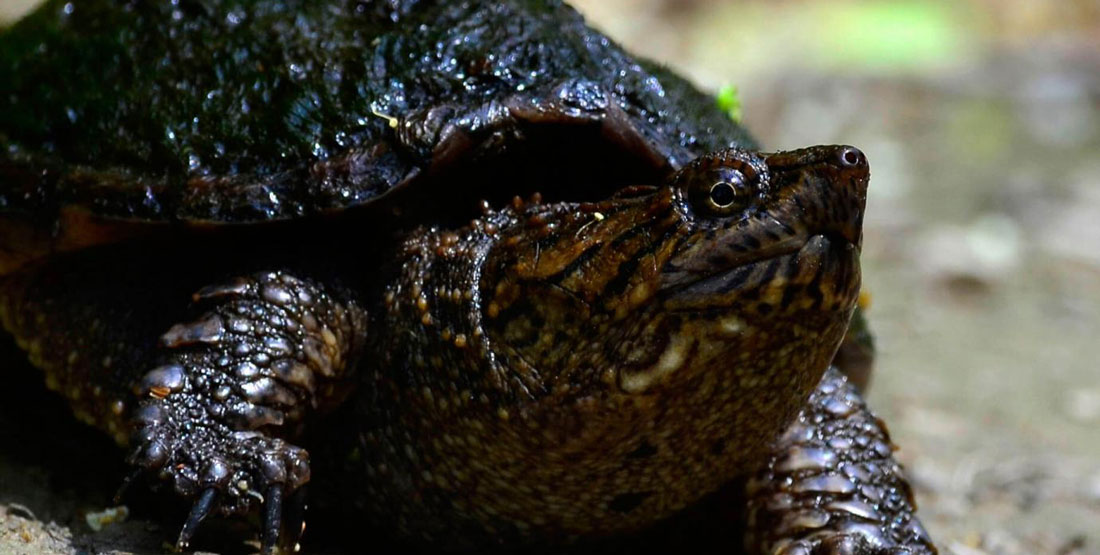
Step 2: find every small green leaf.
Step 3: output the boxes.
[716,84,742,123]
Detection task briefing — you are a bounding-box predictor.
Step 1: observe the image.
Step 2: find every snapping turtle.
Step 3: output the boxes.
[0,0,935,553]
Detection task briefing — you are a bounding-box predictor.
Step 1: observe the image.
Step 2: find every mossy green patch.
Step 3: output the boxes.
[716,84,742,123]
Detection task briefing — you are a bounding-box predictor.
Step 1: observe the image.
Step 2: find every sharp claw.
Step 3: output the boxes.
[285,486,308,551]
[261,484,284,554]
[177,487,219,551]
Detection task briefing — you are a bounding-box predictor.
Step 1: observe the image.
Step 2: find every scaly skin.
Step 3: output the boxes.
[127,271,369,549]
[745,367,936,554]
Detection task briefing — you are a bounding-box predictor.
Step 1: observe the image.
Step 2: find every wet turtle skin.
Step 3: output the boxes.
[0,1,935,553]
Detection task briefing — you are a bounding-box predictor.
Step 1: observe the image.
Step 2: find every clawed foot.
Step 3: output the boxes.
[113,271,367,552]
[745,368,937,555]
[126,397,310,553]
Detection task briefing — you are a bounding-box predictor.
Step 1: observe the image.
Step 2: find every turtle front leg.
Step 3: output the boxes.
[744,367,937,555]
[129,271,368,553]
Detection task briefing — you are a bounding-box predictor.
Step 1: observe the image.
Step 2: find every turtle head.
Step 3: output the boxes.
[658,145,867,314]
[464,144,870,525]
[614,145,868,395]
[481,144,868,402]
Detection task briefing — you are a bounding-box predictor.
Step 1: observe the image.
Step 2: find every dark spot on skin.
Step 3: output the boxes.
[716,266,754,295]
[707,254,729,267]
[545,242,602,282]
[758,258,781,286]
[609,491,653,513]
[626,441,658,459]
[528,312,545,330]
[781,284,803,309]
[711,439,726,456]
[607,222,646,249]
[808,279,825,310]
[601,256,642,299]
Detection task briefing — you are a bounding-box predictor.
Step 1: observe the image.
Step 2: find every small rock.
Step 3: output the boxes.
[84,506,129,532]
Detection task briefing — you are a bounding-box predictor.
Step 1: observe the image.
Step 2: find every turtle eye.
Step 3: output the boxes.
[676,150,764,218]
[700,169,752,215]
[709,181,737,208]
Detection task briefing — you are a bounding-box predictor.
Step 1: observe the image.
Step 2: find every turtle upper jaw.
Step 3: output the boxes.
[656,216,864,301]
[763,144,869,250]
[658,231,861,313]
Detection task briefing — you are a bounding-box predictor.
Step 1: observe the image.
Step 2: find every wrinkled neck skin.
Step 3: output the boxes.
[365,146,867,543]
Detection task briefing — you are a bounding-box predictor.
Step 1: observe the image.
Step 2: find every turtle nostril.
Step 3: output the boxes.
[839,146,865,167]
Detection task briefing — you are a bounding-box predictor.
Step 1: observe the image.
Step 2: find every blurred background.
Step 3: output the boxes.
[2,0,1099,554]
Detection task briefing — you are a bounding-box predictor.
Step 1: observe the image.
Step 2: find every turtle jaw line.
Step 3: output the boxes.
[655,233,863,317]
[658,229,858,297]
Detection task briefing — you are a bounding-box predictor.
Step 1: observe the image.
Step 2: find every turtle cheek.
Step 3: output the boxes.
[482,281,593,373]
[641,234,863,396]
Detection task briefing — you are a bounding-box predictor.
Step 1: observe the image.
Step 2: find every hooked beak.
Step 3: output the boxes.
[763,145,868,249]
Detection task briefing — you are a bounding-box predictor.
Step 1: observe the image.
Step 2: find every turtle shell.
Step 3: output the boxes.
[0,0,755,273]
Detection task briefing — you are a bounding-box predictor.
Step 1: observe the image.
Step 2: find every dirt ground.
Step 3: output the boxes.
[2,1,1099,554]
